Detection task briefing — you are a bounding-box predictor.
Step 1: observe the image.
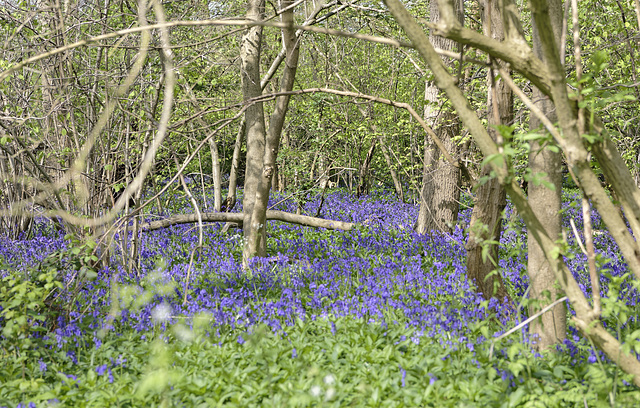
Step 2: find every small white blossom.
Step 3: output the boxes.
[151,302,172,323]
[310,385,322,397]
[324,374,335,385]
[325,387,336,401]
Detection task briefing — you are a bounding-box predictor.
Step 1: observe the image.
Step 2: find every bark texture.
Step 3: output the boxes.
[240,0,267,263]
[415,0,463,234]
[384,0,640,386]
[465,0,512,301]
[140,210,354,232]
[208,138,222,212]
[245,0,301,263]
[528,0,566,350]
[357,140,377,197]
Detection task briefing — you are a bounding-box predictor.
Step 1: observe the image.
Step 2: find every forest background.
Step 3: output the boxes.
[2,0,640,406]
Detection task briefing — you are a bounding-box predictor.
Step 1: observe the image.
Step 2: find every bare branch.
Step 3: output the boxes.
[140,210,355,232]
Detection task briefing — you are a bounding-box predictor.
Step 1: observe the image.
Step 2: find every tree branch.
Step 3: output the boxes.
[140,210,355,232]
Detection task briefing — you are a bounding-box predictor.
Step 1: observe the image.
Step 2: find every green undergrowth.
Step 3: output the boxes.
[1,316,639,407]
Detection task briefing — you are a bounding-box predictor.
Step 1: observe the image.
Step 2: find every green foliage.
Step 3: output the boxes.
[3,215,640,406]
[0,268,62,356]
[2,312,639,407]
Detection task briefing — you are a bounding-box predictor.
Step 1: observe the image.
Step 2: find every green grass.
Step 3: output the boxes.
[2,314,640,407]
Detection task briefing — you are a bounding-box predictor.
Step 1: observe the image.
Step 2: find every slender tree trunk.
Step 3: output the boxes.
[384,0,640,387]
[223,118,245,212]
[415,0,463,234]
[357,140,377,197]
[244,0,301,264]
[528,0,566,350]
[209,138,222,211]
[240,0,267,264]
[377,134,404,202]
[279,130,289,191]
[359,116,403,201]
[465,0,512,301]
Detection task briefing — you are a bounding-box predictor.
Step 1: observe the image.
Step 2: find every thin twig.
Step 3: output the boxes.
[489,296,568,359]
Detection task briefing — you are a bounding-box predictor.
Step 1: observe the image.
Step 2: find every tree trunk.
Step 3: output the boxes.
[244,0,301,265]
[222,118,245,212]
[415,0,463,234]
[209,138,222,212]
[377,134,404,202]
[465,0,512,301]
[357,140,377,197]
[278,130,289,191]
[528,0,566,350]
[240,0,267,264]
[384,0,640,387]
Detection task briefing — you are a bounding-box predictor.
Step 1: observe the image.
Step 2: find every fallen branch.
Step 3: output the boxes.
[140,210,355,231]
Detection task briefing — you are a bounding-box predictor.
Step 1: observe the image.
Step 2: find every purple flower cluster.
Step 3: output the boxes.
[1,189,636,364]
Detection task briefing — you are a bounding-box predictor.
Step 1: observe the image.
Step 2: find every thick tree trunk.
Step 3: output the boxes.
[415,0,463,234]
[528,0,566,350]
[465,0,512,301]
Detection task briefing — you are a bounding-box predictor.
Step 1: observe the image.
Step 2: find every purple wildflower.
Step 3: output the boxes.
[96,364,108,376]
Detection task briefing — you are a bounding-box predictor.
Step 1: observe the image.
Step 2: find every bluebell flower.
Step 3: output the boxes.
[96,364,108,376]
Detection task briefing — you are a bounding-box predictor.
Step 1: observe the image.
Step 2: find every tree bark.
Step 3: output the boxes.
[140,210,354,232]
[377,133,404,202]
[244,0,301,264]
[465,0,512,301]
[357,140,377,197]
[222,119,245,212]
[209,138,222,212]
[415,0,463,234]
[384,0,640,386]
[528,0,566,350]
[240,0,267,264]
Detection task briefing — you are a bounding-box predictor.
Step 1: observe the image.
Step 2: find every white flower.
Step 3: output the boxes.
[325,387,336,401]
[310,385,322,397]
[324,374,335,385]
[151,302,172,323]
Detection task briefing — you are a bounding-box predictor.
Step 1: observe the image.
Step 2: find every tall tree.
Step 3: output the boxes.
[240,0,267,263]
[385,0,640,384]
[528,0,566,349]
[415,0,463,234]
[465,0,512,301]
[245,0,302,263]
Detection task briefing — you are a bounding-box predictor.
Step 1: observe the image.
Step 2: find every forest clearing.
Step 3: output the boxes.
[2,0,640,406]
[2,189,640,406]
